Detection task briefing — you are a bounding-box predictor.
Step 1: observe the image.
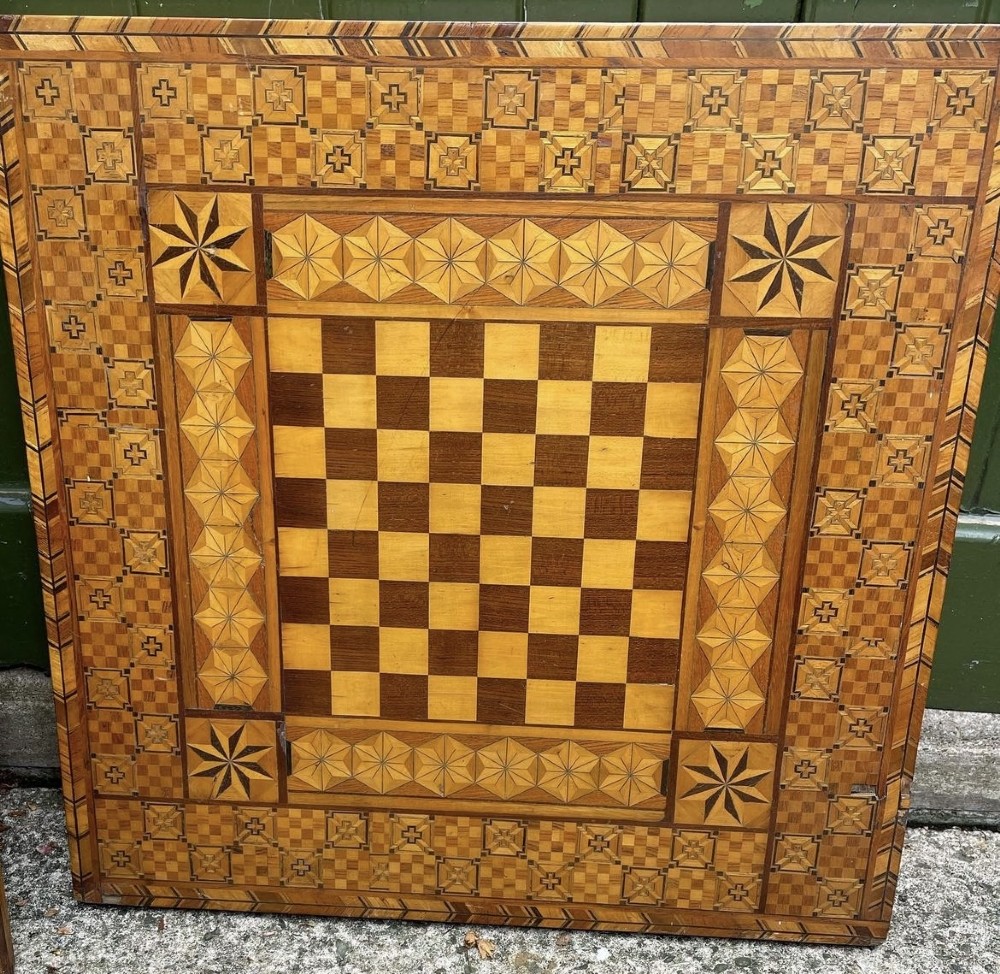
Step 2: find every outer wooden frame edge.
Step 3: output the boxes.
[1,23,998,947]
[0,862,11,974]
[1,18,1000,63]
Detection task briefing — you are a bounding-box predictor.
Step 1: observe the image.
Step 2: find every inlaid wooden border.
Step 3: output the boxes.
[0,19,997,945]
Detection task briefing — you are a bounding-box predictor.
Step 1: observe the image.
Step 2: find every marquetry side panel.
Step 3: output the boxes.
[0,61,99,896]
[677,330,811,734]
[164,316,276,712]
[866,117,1000,919]
[765,197,977,920]
[25,59,184,813]
[92,796,770,915]
[0,63,98,892]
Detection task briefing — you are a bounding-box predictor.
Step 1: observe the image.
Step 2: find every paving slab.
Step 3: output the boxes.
[0,786,997,974]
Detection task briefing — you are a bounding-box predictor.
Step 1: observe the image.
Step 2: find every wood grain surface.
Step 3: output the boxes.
[0,16,998,946]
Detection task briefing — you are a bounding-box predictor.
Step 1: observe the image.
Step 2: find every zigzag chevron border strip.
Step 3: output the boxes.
[0,18,993,61]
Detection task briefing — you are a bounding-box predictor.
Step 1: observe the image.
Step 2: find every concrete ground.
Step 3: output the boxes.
[1,786,998,974]
[1,675,998,973]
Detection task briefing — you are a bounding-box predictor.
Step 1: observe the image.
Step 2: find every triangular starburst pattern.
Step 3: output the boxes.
[476,737,538,799]
[715,408,795,476]
[721,334,804,407]
[696,608,772,667]
[183,461,259,526]
[691,666,764,730]
[558,220,634,306]
[194,588,265,649]
[722,203,845,318]
[189,525,262,587]
[412,736,476,796]
[342,216,414,300]
[702,543,779,607]
[596,744,662,806]
[536,741,600,802]
[271,214,342,299]
[632,222,711,308]
[179,393,255,460]
[708,476,786,543]
[487,218,561,305]
[174,320,251,393]
[197,647,268,706]
[261,215,713,308]
[412,218,487,303]
[174,316,270,709]
[351,733,412,793]
[692,334,802,732]
[288,729,352,792]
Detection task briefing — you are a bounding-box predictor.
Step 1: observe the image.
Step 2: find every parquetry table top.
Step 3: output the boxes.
[0,16,997,945]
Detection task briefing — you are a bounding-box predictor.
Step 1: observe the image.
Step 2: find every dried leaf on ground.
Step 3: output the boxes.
[462,931,496,960]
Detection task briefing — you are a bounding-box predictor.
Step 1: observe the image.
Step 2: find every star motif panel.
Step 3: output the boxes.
[2,17,999,946]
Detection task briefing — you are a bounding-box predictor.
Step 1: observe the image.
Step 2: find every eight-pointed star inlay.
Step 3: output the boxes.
[722,202,846,318]
[187,720,275,801]
[148,191,256,305]
[675,742,774,827]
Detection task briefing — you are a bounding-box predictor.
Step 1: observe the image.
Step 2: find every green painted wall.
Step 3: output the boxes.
[0,0,997,713]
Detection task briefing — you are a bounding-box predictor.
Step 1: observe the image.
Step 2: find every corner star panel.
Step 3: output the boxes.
[722,203,848,319]
[149,191,257,306]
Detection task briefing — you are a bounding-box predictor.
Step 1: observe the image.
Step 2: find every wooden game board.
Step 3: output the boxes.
[0,17,998,945]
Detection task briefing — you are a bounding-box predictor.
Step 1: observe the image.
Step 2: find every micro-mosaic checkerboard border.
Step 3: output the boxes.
[0,17,998,946]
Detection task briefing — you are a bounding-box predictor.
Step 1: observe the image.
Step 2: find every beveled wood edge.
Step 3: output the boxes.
[0,18,999,63]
